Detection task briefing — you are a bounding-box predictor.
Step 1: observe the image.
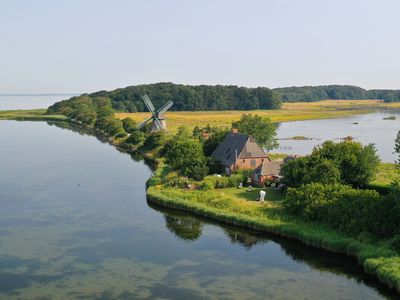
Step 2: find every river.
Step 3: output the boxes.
[0,120,397,299]
[272,109,400,163]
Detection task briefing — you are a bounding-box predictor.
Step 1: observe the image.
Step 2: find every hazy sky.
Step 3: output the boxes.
[1,0,399,93]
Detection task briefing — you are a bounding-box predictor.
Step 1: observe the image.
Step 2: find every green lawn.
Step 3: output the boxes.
[371,163,400,186]
[215,187,283,202]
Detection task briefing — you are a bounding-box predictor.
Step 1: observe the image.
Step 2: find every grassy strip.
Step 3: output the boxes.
[115,99,400,133]
[0,109,67,121]
[146,163,400,293]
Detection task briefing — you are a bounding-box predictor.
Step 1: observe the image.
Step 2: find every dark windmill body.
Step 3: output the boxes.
[138,95,173,132]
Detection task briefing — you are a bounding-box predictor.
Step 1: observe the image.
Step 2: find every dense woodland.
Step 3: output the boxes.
[48,84,400,115]
[274,85,400,102]
[84,83,281,112]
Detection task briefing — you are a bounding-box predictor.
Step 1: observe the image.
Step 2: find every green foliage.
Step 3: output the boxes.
[281,156,341,187]
[284,183,400,239]
[396,130,400,167]
[312,141,380,188]
[274,85,400,103]
[126,130,145,145]
[202,128,229,156]
[165,131,208,181]
[49,83,282,113]
[281,141,379,188]
[122,117,138,133]
[201,173,245,190]
[142,131,167,150]
[95,116,126,137]
[232,114,278,150]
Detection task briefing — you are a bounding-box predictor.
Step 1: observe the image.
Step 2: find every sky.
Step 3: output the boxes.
[1,0,400,93]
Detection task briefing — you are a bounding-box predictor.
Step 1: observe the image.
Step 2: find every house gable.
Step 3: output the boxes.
[211,132,269,168]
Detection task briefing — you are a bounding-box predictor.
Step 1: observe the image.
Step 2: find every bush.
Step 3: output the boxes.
[281,141,380,188]
[283,183,400,239]
[165,133,208,181]
[126,131,145,145]
[200,173,245,190]
[142,131,167,150]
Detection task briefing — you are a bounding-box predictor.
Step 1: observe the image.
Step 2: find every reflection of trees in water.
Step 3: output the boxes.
[149,203,398,298]
[165,214,203,241]
[46,121,148,164]
[223,227,268,250]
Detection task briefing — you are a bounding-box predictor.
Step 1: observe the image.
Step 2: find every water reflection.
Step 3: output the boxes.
[150,203,398,299]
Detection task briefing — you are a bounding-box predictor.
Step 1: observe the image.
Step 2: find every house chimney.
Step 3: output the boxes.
[231,128,238,134]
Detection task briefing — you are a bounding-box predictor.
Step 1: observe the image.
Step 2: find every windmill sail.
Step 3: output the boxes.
[141,95,155,112]
[138,95,173,132]
[157,100,173,115]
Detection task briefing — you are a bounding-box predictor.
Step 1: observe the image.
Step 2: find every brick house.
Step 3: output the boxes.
[211,129,270,175]
[252,160,283,186]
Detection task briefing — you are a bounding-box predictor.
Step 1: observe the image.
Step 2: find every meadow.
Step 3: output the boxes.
[116,100,400,132]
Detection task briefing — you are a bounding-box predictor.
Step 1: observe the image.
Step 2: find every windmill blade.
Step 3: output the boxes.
[141,95,155,112]
[137,116,153,129]
[154,117,163,130]
[156,101,173,115]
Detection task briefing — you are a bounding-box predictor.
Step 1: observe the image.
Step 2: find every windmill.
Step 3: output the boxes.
[138,95,173,132]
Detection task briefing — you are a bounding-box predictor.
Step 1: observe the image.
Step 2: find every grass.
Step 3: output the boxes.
[371,163,400,186]
[147,163,400,293]
[116,100,400,133]
[0,109,67,121]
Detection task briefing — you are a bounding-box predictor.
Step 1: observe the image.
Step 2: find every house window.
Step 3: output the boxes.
[251,159,256,167]
[261,158,264,162]
[254,174,259,181]
[226,147,231,154]
[242,159,245,163]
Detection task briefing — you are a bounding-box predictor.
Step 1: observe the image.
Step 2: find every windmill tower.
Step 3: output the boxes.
[138,95,173,132]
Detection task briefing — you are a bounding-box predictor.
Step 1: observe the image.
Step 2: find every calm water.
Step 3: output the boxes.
[0,95,75,110]
[0,120,397,299]
[273,110,400,162]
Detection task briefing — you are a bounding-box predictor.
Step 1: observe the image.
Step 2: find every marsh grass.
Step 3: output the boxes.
[116,100,400,133]
[0,109,67,121]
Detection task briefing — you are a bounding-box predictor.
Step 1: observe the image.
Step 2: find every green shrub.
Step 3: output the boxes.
[283,183,400,239]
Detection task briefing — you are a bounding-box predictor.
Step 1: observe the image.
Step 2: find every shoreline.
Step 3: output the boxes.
[146,185,400,294]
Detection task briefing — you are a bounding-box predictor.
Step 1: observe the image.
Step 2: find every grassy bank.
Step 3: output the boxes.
[116,100,400,132]
[147,163,400,293]
[0,109,67,122]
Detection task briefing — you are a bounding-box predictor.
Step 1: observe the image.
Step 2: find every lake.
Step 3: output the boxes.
[273,110,400,163]
[0,120,397,299]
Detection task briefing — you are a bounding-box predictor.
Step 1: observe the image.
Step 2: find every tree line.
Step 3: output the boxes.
[274,85,400,102]
[88,82,282,112]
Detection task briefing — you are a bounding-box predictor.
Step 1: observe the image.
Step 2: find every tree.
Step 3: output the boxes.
[280,156,341,187]
[122,117,138,134]
[281,141,379,188]
[165,133,208,180]
[142,131,167,150]
[232,114,278,150]
[313,141,380,188]
[126,130,145,145]
[94,115,126,138]
[202,129,229,156]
